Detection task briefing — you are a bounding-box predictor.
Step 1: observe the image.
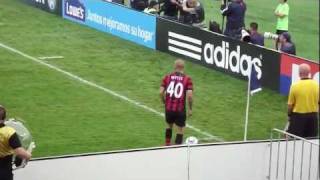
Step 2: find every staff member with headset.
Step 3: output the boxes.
[287,64,319,138]
[0,105,31,180]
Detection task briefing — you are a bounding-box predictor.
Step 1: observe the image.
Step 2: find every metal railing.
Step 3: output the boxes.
[268,128,319,180]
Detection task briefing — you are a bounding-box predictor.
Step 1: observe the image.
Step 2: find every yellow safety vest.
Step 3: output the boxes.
[0,126,15,158]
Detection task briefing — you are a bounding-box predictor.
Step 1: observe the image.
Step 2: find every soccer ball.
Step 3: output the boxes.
[185,136,198,145]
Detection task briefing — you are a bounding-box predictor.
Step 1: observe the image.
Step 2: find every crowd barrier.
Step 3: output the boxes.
[20,0,320,95]
[15,140,319,180]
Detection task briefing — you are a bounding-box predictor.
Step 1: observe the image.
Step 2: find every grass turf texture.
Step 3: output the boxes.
[1,0,289,157]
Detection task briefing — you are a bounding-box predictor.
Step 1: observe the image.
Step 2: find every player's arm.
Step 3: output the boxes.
[160,76,168,105]
[9,133,31,160]
[14,148,31,160]
[187,90,193,117]
[287,86,295,118]
[186,77,193,117]
[160,86,166,104]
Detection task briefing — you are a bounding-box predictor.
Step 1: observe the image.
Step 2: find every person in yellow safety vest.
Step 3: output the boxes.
[0,105,31,180]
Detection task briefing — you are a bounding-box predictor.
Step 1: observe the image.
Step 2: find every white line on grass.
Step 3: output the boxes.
[38,56,64,60]
[0,42,224,142]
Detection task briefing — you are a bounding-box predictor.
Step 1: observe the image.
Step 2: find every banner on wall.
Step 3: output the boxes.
[62,0,156,49]
[21,0,62,15]
[279,54,319,95]
[156,18,281,91]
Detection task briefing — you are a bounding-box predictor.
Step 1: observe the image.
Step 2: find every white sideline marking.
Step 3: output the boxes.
[38,56,64,60]
[0,42,224,142]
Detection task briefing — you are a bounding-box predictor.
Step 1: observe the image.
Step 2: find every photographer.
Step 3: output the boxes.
[161,0,181,20]
[279,32,296,55]
[249,22,264,46]
[221,0,246,40]
[179,0,205,25]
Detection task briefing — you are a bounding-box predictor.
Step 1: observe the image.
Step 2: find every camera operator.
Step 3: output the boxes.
[220,0,246,40]
[279,32,296,55]
[179,0,205,26]
[161,0,181,20]
[249,22,264,46]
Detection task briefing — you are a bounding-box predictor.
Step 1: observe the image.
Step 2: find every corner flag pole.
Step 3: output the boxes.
[244,63,262,141]
[243,64,252,141]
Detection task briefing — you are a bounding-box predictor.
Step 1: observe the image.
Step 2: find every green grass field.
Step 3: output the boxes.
[0,0,312,157]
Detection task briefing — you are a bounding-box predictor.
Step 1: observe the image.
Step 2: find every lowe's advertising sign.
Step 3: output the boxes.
[62,0,156,49]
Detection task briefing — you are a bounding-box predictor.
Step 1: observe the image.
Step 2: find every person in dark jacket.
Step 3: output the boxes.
[220,0,246,40]
[249,22,264,46]
[161,0,181,20]
[279,32,296,55]
[180,0,205,25]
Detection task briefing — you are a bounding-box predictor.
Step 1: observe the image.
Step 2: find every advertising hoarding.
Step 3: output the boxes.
[280,54,319,95]
[157,18,281,91]
[62,0,156,49]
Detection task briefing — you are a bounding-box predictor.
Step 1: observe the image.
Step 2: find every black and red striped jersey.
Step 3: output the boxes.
[161,72,193,112]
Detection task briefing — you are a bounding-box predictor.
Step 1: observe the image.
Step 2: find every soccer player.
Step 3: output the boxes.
[160,59,193,145]
[0,105,31,180]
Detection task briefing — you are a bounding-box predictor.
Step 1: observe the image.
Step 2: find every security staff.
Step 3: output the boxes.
[0,106,31,180]
[287,64,319,138]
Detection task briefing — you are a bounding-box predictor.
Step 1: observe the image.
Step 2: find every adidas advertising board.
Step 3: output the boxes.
[156,18,281,91]
[21,0,62,15]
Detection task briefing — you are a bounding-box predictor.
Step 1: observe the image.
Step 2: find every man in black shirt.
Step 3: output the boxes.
[0,106,31,180]
[221,0,246,40]
[180,0,205,25]
[162,0,181,19]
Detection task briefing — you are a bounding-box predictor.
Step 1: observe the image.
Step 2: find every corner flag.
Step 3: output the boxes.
[249,65,262,95]
[244,64,262,141]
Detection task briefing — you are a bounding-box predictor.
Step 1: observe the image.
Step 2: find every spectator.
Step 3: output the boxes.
[220,0,246,40]
[249,22,264,46]
[279,32,296,55]
[144,0,159,14]
[287,64,319,138]
[161,0,181,20]
[0,105,32,180]
[274,0,289,50]
[179,0,205,25]
[130,0,148,11]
